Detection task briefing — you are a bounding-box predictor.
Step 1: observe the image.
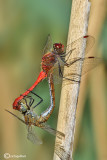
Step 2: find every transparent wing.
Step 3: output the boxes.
[55,142,70,160]
[49,57,102,85]
[80,57,102,75]
[5,109,69,159]
[40,123,70,159]
[61,35,95,60]
[27,126,42,144]
[63,57,102,81]
[43,34,53,55]
[5,110,42,144]
[40,123,65,140]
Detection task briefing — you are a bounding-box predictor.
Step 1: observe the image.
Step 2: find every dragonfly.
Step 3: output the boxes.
[21,73,55,123]
[13,34,102,112]
[5,107,70,160]
[12,72,56,124]
[6,73,70,159]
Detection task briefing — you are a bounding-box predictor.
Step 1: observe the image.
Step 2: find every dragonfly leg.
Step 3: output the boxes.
[24,89,43,108]
[23,97,29,108]
[57,58,80,83]
[30,91,43,109]
[60,52,78,67]
[60,52,70,65]
[23,95,34,107]
[29,96,34,107]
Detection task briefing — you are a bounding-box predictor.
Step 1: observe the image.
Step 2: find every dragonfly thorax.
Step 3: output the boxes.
[42,52,56,74]
[25,110,37,117]
[24,110,39,125]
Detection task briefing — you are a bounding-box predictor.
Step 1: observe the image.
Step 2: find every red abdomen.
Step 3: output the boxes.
[41,53,56,74]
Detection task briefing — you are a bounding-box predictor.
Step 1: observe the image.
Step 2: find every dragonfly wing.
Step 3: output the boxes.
[47,58,64,85]
[27,126,42,145]
[54,142,70,160]
[40,124,69,159]
[48,58,80,84]
[61,35,95,61]
[43,34,53,55]
[81,57,103,75]
[5,110,42,144]
[50,57,102,85]
[40,123,65,139]
[64,57,102,78]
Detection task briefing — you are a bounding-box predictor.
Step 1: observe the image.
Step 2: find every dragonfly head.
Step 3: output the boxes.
[13,99,28,114]
[53,43,64,54]
[19,101,28,113]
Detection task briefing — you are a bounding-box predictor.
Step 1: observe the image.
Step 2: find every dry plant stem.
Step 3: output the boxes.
[73,80,88,151]
[74,0,107,153]
[53,0,91,160]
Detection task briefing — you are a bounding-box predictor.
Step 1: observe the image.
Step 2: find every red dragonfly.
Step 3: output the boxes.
[15,73,55,123]
[13,34,102,111]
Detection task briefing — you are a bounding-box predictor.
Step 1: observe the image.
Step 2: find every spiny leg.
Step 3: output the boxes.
[21,90,43,108]
[23,95,34,107]
[57,58,80,83]
[19,93,34,108]
[30,91,43,109]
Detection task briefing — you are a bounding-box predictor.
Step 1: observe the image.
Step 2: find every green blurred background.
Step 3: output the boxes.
[0,0,107,160]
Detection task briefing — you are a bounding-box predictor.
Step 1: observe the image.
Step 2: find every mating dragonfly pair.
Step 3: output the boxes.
[6,34,102,159]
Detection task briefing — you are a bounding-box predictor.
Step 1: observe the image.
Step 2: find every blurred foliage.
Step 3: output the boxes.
[0,0,106,160]
[74,94,97,160]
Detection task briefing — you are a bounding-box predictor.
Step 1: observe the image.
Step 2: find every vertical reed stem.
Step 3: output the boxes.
[53,0,91,159]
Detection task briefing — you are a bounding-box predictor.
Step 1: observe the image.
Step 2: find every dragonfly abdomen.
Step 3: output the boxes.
[36,73,55,123]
